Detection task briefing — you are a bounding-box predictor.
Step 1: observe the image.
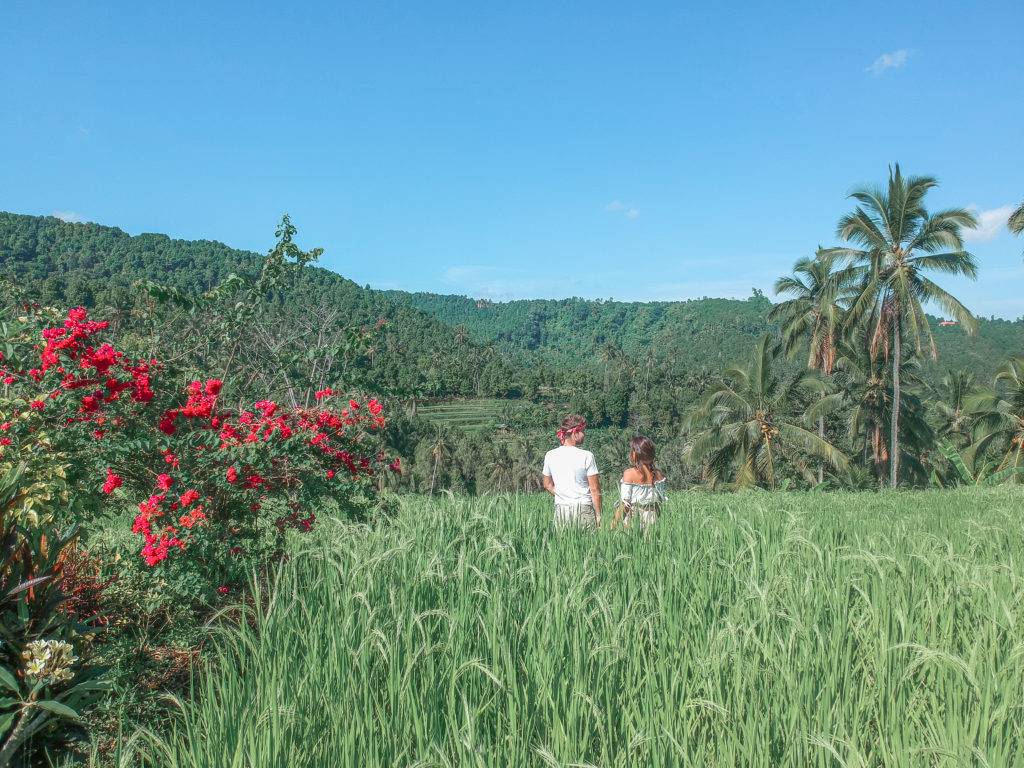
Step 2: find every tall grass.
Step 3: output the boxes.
[124,489,1024,767]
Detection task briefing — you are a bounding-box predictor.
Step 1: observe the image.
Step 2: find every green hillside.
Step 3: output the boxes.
[385,290,1024,386]
[0,212,523,398]
[3,211,1020,392]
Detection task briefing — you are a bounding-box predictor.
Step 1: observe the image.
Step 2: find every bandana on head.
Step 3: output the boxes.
[557,422,586,444]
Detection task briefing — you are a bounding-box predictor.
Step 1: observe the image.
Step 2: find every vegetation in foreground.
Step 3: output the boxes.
[111,490,1023,768]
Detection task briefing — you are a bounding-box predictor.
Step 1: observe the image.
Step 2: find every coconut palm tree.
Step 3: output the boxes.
[488,443,515,493]
[771,247,858,375]
[1011,202,1024,256]
[771,247,859,481]
[965,356,1024,481]
[1010,203,1024,236]
[429,426,451,496]
[835,164,978,486]
[831,325,934,484]
[683,335,849,489]
[932,369,977,446]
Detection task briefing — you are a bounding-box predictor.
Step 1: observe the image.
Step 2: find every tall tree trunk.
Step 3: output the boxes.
[890,320,901,488]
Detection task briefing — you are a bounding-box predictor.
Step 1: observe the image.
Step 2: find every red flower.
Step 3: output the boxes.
[103,469,123,495]
[205,379,223,395]
[226,467,238,483]
[157,474,174,490]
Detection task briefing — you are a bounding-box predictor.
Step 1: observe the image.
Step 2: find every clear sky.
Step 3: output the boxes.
[3,1,1022,317]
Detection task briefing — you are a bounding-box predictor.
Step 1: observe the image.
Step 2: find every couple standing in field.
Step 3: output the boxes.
[541,414,665,532]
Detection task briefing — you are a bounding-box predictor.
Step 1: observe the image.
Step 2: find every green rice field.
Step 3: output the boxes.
[125,489,1024,767]
[417,398,509,432]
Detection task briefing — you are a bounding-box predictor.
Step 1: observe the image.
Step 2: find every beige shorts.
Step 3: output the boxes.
[553,504,597,532]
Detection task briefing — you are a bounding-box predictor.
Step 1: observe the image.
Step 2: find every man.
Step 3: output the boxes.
[542,414,602,531]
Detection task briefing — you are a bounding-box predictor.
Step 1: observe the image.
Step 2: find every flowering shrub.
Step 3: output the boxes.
[0,307,394,599]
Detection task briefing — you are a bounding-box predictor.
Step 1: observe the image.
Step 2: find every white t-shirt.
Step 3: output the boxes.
[542,445,599,506]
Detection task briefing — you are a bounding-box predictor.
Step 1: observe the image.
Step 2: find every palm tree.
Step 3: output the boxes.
[488,443,515,493]
[683,335,848,489]
[1011,202,1024,256]
[509,438,542,492]
[429,426,451,496]
[832,326,934,484]
[771,248,858,482]
[965,356,1024,481]
[836,164,978,486]
[771,248,858,375]
[933,369,977,446]
[598,341,620,392]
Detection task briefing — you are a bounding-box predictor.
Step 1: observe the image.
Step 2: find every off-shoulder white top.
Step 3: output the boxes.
[620,478,666,506]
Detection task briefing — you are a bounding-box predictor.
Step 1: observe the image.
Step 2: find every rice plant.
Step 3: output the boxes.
[120,489,1024,767]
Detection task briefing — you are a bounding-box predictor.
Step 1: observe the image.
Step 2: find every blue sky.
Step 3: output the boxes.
[3,1,1022,317]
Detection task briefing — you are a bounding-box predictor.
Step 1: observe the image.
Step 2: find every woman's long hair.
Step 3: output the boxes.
[630,436,658,486]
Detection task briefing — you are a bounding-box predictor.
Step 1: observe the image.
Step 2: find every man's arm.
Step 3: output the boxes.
[587,474,602,522]
[543,475,555,496]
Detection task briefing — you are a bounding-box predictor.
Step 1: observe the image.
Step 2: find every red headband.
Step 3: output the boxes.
[557,422,586,444]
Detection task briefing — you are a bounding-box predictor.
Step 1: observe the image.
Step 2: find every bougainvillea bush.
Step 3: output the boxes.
[0,305,395,602]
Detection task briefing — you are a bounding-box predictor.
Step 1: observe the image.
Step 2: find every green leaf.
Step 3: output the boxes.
[0,710,16,736]
[0,666,19,693]
[34,699,80,719]
[982,466,1024,487]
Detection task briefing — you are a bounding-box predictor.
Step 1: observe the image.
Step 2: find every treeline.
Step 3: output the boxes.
[386,290,1024,390]
[2,203,1024,492]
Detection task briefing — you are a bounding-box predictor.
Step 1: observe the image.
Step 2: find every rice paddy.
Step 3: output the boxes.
[417,399,509,432]
[125,489,1024,767]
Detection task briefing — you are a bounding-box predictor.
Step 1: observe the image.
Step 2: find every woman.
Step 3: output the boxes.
[613,436,665,531]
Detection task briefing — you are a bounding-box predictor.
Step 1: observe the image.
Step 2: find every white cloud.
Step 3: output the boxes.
[53,210,84,223]
[964,204,1015,242]
[866,49,911,75]
[605,200,639,219]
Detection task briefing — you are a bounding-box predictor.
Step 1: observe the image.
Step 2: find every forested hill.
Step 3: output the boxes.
[0,212,524,397]
[384,290,1024,385]
[2,211,1022,390]
[384,290,775,370]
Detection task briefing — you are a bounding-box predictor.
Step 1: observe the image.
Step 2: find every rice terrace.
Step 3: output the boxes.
[417,398,510,433]
[3,2,1024,767]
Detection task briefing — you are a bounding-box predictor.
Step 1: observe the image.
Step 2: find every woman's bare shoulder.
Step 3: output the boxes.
[621,467,644,483]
